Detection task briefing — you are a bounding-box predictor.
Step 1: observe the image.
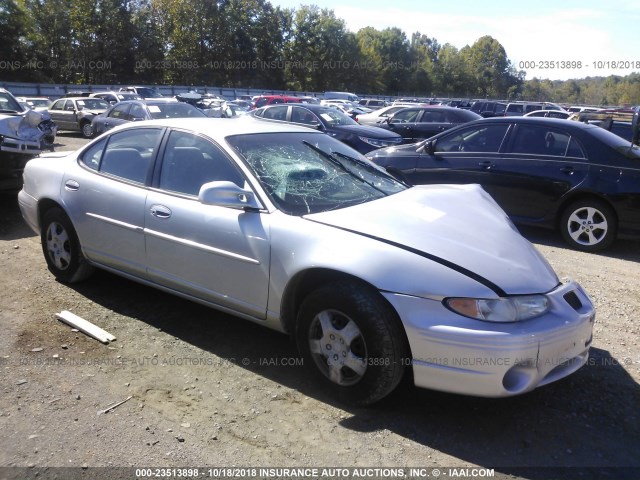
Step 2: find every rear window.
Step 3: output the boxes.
[506,104,524,114]
[146,103,206,119]
[510,125,584,158]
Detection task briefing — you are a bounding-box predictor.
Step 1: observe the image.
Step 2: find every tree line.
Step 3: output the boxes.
[1,0,639,105]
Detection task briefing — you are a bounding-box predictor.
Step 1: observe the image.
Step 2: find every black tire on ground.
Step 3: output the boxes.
[559,198,617,252]
[296,280,409,406]
[40,207,94,283]
[81,121,94,139]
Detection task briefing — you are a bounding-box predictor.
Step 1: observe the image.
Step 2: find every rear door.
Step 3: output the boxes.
[484,123,590,220]
[60,127,164,277]
[410,109,451,140]
[386,108,422,142]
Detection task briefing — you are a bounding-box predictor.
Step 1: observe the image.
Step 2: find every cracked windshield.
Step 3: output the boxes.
[227,132,405,215]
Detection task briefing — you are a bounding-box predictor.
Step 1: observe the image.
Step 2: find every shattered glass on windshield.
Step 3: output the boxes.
[227,132,405,215]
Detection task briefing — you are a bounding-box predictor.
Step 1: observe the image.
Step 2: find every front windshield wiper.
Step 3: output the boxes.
[302,141,388,194]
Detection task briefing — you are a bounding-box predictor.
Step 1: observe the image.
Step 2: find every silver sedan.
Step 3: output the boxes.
[18,117,595,405]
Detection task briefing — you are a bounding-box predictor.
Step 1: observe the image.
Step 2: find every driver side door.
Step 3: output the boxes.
[410,123,511,186]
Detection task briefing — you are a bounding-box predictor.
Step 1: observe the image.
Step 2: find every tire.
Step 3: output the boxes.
[41,207,94,283]
[560,199,617,252]
[296,281,409,406]
[81,121,94,139]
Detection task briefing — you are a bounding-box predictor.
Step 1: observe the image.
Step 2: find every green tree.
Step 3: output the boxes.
[284,5,354,92]
[0,0,31,80]
[465,35,518,98]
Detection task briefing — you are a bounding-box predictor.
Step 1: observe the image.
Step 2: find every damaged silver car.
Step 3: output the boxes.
[0,88,57,191]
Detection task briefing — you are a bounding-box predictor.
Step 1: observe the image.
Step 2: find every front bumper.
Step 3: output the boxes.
[383,280,595,397]
[1,136,43,155]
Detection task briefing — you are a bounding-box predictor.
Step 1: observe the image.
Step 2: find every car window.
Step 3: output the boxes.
[511,125,582,157]
[390,109,419,123]
[159,130,245,196]
[80,138,107,171]
[146,102,206,119]
[291,107,320,126]
[506,104,524,114]
[98,128,163,183]
[129,104,147,120]
[79,99,108,110]
[227,132,404,215]
[50,100,65,111]
[262,105,288,121]
[420,110,446,123]
[108,103,130,119]
[434,124,510,153]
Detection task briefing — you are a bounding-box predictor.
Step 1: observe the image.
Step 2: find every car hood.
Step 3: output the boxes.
[333,124,401,139]
[306,184,558,295]
[0,109,53,142]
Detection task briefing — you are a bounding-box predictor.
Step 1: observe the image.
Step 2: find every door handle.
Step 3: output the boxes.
[560,166,574,174]
[478,161,495,169]
[150,204,171,219]
[64,179,80,191]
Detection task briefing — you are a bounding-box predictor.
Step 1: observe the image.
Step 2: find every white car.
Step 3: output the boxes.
[355,105,412,126]
[18,118,595,405]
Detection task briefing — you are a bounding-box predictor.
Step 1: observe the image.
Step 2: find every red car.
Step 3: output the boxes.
[253,95,303,109]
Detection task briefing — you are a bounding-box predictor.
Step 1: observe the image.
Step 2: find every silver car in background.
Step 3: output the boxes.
[18,118,595,405]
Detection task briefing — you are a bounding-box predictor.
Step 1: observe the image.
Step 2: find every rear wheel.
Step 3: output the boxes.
[296,281,408,406]
[41,207,94,283]
[560,199,616,252]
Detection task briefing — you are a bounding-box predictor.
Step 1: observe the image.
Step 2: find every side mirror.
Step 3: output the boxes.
[199,181,261,211]
[416,140,434,154]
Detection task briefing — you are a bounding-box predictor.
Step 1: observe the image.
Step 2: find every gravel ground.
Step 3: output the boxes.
[0,134,639,480]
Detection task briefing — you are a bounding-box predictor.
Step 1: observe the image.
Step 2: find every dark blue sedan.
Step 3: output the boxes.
[367,116,640,252]
[252,104,402,154]
[92,99,206,135]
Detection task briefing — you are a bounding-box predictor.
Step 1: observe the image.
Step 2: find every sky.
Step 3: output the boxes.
[269,0,639,81]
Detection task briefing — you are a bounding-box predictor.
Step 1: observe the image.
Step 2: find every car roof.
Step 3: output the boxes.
[261,103,340,113]
[441,116,600,135]
[57,97,107,101]
[106,117,326,138]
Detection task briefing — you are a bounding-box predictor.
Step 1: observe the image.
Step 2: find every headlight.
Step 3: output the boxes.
[358,136,402,148]
[445,295,549,323]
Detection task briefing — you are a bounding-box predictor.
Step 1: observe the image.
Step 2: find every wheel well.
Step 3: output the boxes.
[555,193,618,229]
[37,199,66,229]
[280,269,410,347]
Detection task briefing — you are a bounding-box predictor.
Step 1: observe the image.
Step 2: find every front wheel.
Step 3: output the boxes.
[296,281,409,406]
[41,207,94,283]
[560,199,616,252]
[81,121,94,138]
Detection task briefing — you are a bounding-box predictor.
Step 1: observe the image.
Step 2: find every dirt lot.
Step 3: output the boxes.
[0,134,639,480]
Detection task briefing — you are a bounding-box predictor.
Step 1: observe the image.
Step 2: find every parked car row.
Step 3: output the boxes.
[251,103,402,154]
